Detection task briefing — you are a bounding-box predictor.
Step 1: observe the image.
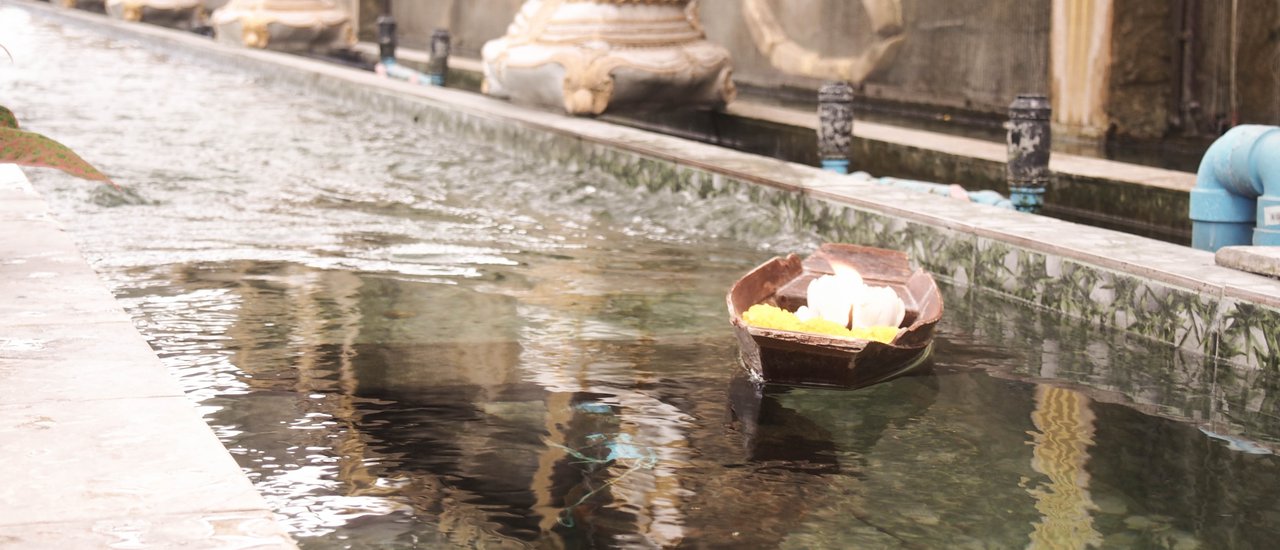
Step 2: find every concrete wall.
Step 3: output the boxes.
[700,0,1050,113]
[1108,0,1280,139]
[358,0,522,57]
[355,0,1278,139]
[1186,0,1280,133]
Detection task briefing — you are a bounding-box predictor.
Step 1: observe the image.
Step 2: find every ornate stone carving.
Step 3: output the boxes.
[742,0,904,83]
[211,0,352,53]
[817,81,855,171]
[482,0,735,116]
[105,1,201,28]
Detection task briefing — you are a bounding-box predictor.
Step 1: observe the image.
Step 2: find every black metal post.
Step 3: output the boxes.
[1006,94,1052,213]
[818,81,855,174]
[376,0,396,63]
[427,28,450,86]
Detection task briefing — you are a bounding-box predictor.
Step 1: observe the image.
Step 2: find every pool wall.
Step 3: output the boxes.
[15,0,1280,373]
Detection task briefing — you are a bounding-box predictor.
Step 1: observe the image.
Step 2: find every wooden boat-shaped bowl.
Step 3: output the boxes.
[727,243,943,388]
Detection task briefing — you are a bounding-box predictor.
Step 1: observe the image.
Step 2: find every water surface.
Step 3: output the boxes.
[5,6,1280,549]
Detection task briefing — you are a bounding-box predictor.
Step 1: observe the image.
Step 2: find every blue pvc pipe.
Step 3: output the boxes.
[865,175,1014,210]
[1190,125,1280,251]
[968,190,1015,210]
[377,58,436,87]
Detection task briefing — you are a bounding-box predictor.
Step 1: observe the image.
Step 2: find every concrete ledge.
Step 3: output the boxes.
[0,164,296,548]
[725,101,1197,193]
[1216,246,1280,279]
[9,0,1280,373]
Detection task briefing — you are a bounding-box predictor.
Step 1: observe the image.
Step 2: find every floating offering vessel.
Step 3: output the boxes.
[727,243,943,388]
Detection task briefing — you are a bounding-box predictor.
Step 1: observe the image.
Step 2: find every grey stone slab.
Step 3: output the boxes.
[0,166,48,222]
[1223,280,1280,309]
[0,165,30,193]
[0,396,270,526]
[808,182,983,233]
[0,220,127,326]
[0,219,82,258]
[0,510,297,549]
[1217,246,1280,279]
[0,193,51,223]
[0,260,127,326]
[0,321,184,404]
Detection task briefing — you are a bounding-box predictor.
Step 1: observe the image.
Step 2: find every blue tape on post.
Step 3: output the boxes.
[1009,186,1045,213]
[821,159,850,175]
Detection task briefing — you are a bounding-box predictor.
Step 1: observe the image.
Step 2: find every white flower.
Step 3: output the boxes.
[805,265,906,329]
[806,272,862,327]
[850,285,906,329]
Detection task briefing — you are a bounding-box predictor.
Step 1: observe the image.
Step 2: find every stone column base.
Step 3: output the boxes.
[482,1,735,116]
[210,0,351,53]
[106,1,201,29]
[58,0,106,12]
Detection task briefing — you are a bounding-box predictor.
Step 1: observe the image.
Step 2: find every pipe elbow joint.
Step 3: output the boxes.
[1249,128,1280,246]
[1191,125,1280,250]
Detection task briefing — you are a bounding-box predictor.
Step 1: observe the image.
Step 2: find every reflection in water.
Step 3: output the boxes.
[9,5,1280,548]
[1027,386,1102,549]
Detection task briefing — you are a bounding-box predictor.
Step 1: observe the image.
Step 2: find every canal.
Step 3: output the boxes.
[4,5,1279,549]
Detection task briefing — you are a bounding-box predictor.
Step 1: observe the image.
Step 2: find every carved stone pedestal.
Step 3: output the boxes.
[106,0,201,29]
[57,0,106,12]
[210,0,351,53]
[482,0,735,116]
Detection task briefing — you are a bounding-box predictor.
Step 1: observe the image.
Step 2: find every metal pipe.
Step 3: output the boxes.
[1006,94,1052,213]
[1174,0,1199,132]
[376,0,396,63]
[1189,125,1280,251]
[1229,0,1239,127]
[427,28,450,87]
[817,81,855,174]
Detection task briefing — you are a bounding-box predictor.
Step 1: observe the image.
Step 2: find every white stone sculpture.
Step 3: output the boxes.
[482,0,736,116]
[211,0,351,53]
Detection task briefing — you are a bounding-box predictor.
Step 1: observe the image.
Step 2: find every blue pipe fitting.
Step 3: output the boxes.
[1251,130,1280,246]
[1190,125,1280,251]
[1009,186,1045,213]
[1190,186,1256,250]
[821,159,850,174]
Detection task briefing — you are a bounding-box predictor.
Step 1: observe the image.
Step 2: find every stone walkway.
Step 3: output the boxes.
[0,164,295,548]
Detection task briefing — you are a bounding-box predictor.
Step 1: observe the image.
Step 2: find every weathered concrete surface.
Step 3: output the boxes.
[1216,246,1280,280]
[0,164,296,548]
